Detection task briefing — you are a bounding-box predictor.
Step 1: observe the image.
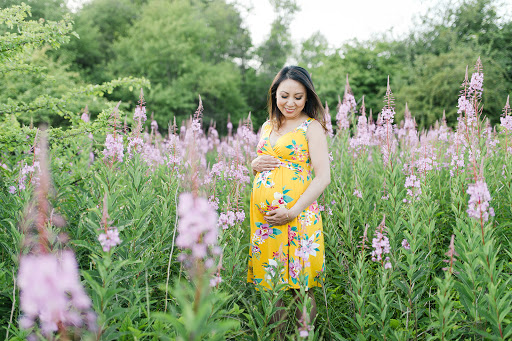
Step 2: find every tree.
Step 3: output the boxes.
[57,0,141,83]
[0,3,147,128]
[0,0,69,22]
[256,0,299,76]
[110,0,250,131]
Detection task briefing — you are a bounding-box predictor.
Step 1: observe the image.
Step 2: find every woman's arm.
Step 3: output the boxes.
[264,121,331,226]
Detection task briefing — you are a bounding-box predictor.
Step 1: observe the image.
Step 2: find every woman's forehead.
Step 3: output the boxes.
[276,79,306,94]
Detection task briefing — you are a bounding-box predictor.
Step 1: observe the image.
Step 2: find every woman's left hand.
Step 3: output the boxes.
[264,207,295,226]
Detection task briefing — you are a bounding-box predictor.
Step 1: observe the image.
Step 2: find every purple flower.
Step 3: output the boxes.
[133,106,147,123]
[469,72,484,98]
[97,227,122,252]
[218,210,237,230]
[102,134,124,162]
[371,217,392,269]
[353,189,362,198]
[9,185,16,194]
[176,193,218,261]
[255,223,271,240]
[324,103,334,137]
[289,259,303,279]
[467,180,493,222]
[236,210,245,223]
[404,174,421,201]
[401,239,410,250]
[209,275,222,287]
[501,115,512,132]
[18,251,96,336]
[81,112,90,123]
[127,136,143,158]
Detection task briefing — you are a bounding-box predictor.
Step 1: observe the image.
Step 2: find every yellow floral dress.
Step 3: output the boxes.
[247,117,325,289]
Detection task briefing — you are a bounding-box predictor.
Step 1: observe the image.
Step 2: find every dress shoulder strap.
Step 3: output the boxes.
[297,117,314,133]
[260,120,271,134]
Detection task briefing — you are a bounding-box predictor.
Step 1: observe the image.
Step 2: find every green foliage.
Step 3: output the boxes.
[298,0,512,128]
[110,0,251,131]
[0,3,148,129]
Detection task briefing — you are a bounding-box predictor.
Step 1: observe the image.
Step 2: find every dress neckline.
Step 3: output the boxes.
[268,117,312,149]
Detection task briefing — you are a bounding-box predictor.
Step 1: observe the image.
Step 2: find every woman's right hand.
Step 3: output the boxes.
[251,155,281,173]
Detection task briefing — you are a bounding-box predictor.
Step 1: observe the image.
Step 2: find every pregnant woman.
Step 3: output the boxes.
[247,66,331,326]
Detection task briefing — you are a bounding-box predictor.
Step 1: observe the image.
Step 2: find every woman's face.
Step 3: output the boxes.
[276,79,307,120]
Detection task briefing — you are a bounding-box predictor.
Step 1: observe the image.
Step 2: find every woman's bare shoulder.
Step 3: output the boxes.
[306,119,326,137]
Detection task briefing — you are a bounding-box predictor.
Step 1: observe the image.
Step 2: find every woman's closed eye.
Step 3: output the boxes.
[281,96,303,100]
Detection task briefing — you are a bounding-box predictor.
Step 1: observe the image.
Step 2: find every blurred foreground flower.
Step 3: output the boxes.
[17,130,96,338]
[176,192,219,263]
[18,251,96,335]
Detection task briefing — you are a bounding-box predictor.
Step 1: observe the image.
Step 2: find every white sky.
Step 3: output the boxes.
[228,0,512,48]
[68,0,512,48]
[229,0,432,47]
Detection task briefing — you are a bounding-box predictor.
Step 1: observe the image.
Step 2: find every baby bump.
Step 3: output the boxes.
[252,166,308,215]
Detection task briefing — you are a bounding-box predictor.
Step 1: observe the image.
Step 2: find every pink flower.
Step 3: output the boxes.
[102,134,124,162]
[469,72,484,98]
[353,189,362,198]
[133,106,147,123]
[289,259,303,279]
[97,227,122,252]
[295,234,320,261]
[324,103,334,137]
[176,193,218,261]
[404,174,421,201]
[467,180,493,222]
[9,185,16,194]
[236,210,245,223]
[371,217,392,269]
[81,112,90,123]
[402,239,410,250]
[209,275,222,287]
[127,136,143,158]
[500,115,512,132]
[255,223,271,240]
[18,251,96,336]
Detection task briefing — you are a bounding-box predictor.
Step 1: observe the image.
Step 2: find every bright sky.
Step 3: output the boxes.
[229,0,512,48]
[229,0,434,47]
[68,0,512,48]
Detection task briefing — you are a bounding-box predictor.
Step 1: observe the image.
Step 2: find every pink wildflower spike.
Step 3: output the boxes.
[467,179,493,223]
[324,102,334,137]
[297,305,313,338]
[371,216,392,269]
[359,224,370,254]
[97,193,122,252]
[442,234,459,274]
[404,174,421,202]
[500,96,512,133]
[336,76,356,131]
[18,251,96,337]
[176,192,218,264]
[17,131,96,337]
[80,105,89,123]
[381,76,395,123]
[469,57,484,99]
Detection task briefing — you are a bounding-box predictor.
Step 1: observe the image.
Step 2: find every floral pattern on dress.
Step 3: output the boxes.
[248,118,325,289]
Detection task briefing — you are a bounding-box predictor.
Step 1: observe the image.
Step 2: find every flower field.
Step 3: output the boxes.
[1,57,512,340]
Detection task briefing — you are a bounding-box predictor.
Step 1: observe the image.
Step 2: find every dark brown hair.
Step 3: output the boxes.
[267,65,326,132]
